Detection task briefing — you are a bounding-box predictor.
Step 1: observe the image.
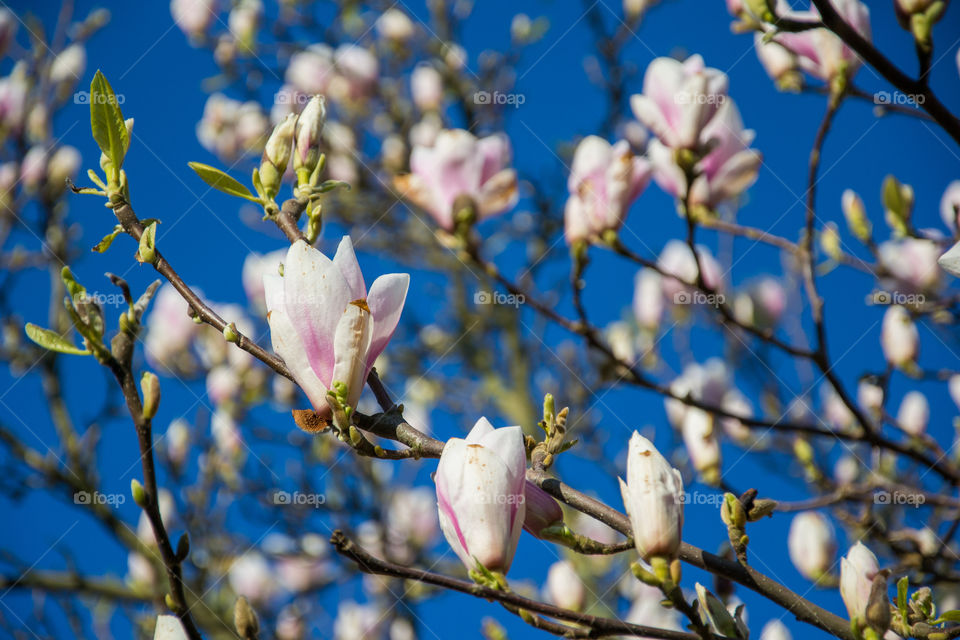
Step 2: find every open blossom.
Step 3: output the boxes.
[657,240,725,302]
[664,359,730,428]
[755,34,800,90]
[229,552,277,603]
[630,55,728,151]
[286,45,335,95]
[648,99,761,210]
[879,237,941,293]
[435,417,526,573]
[773,0,871,83]
[840,542,880,621]
[897,391,929,436]
[264,238,408,418]
[619,432,684,562]
[197,93,269,160]
[881,305,918,368]
[330,44,379,101]
[563,136,651,245]
[334,602,384,640]
[788,512,836,581]
[394,129,518,230]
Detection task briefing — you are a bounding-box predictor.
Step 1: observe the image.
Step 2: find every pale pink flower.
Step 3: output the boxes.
[619,432,684,561]
[634,269,664,330]
[773,0,871,82]
[376,9,415,42]
[897,391,928,436]
[563,136,651,244]
[395,129,518,229]
[881,305,918,368]
[657,240,725,301]
[435,417,526,573]
[171,0,217,38]
[522,480,564,537]
[411,63,444,112]
[840,542,880,621]
[286,45,335,95]
[788,512,835,581]
[546,561,586,611]
[879,237,941,293]
[264,237,409,416]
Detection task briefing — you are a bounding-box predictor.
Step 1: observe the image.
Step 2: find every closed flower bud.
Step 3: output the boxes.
[293,95,326,179]
[49,44,86,87]
[46,145,81,193]
[857,377,884,416]
[435,417,526,573]
[759,620,792,640]
[681,407,721,483]
[411,64,444,112]
[840,541,880,622]
[842,189,872,242]
[171,0,217,39]
[375,8,415,42]
[234,595,260,639]
[633,269,664,331]
[787,512,835,581]
[619,432,684,562]
[897,391,928,436]
[940,180,960,233]
[260,113,297,198]
[881,306,918,369]
[140,371,161,419]
[154,615,189,640]
[939,240,960,278]
[522,480,564,537]
[546,560,586,611]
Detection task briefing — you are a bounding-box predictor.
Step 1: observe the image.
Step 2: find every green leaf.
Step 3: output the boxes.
[137,221,157,263]
[89,70,128,174]
[934,610,960,624]
[25,324,90,355]
[188,162,259,201]
[897,576,909,620]
[93,224,124,253]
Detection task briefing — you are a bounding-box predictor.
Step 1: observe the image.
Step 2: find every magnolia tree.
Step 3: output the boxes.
[4,0,960,639]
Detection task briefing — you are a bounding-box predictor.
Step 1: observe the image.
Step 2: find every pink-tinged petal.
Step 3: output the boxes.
[708,149,762,204]
[264,274,330,409]
[465,416,496,443]
[432,129,482,211]
[568,136,612,192]
[477,168,519,218]
[477,133,511,184]
[641,58,686,139]
[332,236,367,300]
[393,173,447,227]
[564,195,590,244]
[627,154,653,202]
[365,272,409,373]
[648,140,686,199]
[631,94,676,148]
[283,240,350,385]
[476,425,526,484]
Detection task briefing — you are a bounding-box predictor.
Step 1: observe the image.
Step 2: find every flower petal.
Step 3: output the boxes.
[365,272,410,374]
[332,236,367,300]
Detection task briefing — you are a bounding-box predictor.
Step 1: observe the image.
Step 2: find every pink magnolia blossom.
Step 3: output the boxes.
[773,0,871,82]
[242,248,286,314]
[648,99,761,210]
[657,240,725,302]
[630,55,729,151]
[435,417,526,573]
[788,512,836,581]
[840,541,880,621]
[879,237,941,293]
[563,136,651,245]
[394,129,518,230]
[546,560,586,611]
[264,237,409,416]
[286,45,335,95]
[330,44,379,101]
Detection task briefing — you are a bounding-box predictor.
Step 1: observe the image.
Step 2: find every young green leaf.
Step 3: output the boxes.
[25,324,91,355]
[89,70,128,174]
[188,162,259,202]
[896,576,909,620]
[93,224,124,253]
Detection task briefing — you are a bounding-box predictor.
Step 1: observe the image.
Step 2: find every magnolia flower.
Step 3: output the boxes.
[940,181,960,233]
[881,306,918,368]
[46,146,82,191]
[630,55,728,150]
[394,129,518,230]
[411,63,444,112]
[681,407,721,483]
[229,552,276,603]
[657,240,725,303]
[664,359,730,428]
[755,34,800,89]
[334,602,383,640]
[879,237,941,293]
[857,378,884,416]
[164,419,190,467]
[759,620,792,640]
[197,93,269,160]
[840,542,880,621]
[823,385,855,431]
[286,45,335,95]
[546,560,586,611]
[171,0,217,38]
[522,480,564,537]
[787,512,835,581]
[633,269,664,330]
[940,240,960,278]
[331,44,379,101]
[20,146,47,192]
[154,615,189,640]
[626,582,682,633]
[619,432,684,562]
[648,99,761,211]
[49,44,86,87]
[897,391,929,436]
[773,0,871,83]
[563,136,651,245]
[387,487,439,549]
[435,417,526,573]
[376,8,415,41]
[207,365,241,406]
[264,237,409,419]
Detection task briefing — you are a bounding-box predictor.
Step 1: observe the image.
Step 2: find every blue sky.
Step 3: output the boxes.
[4,0,960,638]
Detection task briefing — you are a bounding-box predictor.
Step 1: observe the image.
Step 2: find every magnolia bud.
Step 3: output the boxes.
[546,560,586,611]
[294,95,326,179]
[411,64,444,112]
[787,512,835,581]
[881,306,918,369]
[49,44,86,88]
[857,377,884,416]
[131,478,147,507]
[141,371,161,419]
[234,596,261,639]
[897,391,929,436]
[154,614,189,640]
[619,432,684,562]
[842,189,872,242]
[376,8,415,42]
[882,175,913,237]
[840,541,880,623]
[865,571,891,634]
[260,113,297,198]
[681,408,721,484]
